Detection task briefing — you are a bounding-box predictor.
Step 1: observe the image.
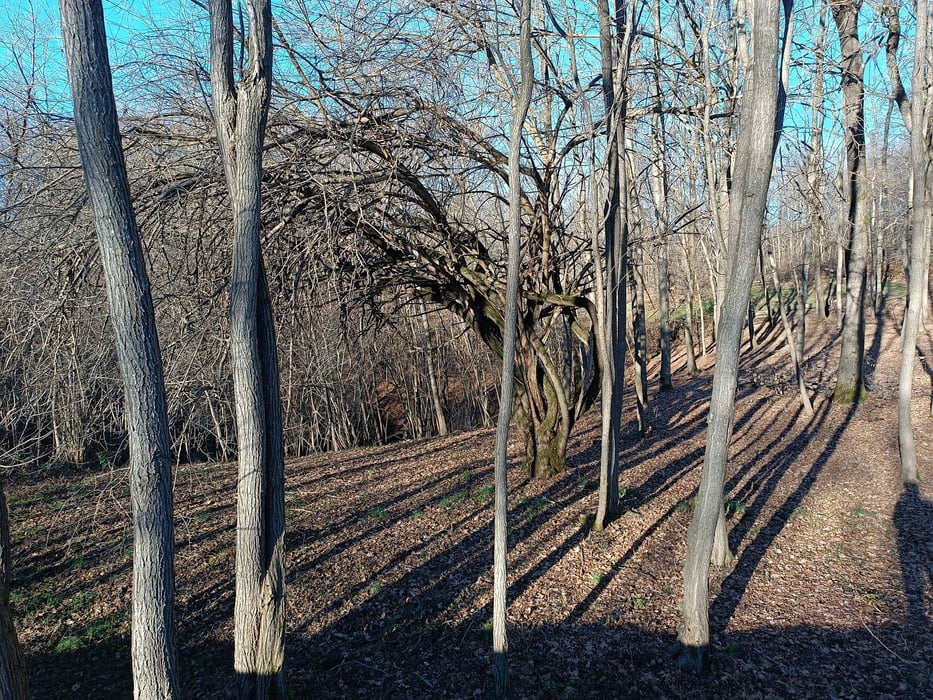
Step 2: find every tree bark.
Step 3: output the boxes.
[208,1,286,696]
[492,0,533,693]
[677,0,782,673]
[60,2,178,697]
[831,0,870,403]
[0,481,27,700]
[897,0,931,483]
[593,0,630,531]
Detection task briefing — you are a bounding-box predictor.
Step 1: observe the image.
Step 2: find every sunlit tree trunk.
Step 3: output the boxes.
[677,0,783,673]
[60,1,177,696]
[208,1,286,696]
[897,0,931,483]
[492,0,533,694]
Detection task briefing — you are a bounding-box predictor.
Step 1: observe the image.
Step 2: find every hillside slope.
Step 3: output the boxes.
[9,304,933,698]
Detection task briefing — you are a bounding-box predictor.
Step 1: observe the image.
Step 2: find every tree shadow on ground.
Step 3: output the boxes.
[895,483,933,634]
[23,615,933,699]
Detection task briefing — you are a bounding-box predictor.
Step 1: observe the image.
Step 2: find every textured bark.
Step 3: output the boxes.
[631,248,649,434]
[593,0,630,532]
[208,1,286,696]
[831,0,870,404]
[677,0,782,672]
[897,0,932,483]
[418,300,449,437]
[493,0,532,693]
[0,482,28,700]
[59,1,178,697]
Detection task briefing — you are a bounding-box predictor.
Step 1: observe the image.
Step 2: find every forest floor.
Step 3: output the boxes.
[8,299,933,699]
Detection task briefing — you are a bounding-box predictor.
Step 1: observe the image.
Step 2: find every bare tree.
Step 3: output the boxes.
[492,0,532,694]
[59,0,177,696]
[831,0,870,403]
[593,0,631,531]
[897,0,932,483]
[208,0,286,695]
[677,0,783,673]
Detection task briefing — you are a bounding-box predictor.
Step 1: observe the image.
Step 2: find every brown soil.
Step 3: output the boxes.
[9,303,933,699]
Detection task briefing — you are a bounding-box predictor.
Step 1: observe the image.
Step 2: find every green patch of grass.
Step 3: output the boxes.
[194,511,211,523]
[55,637,85,653]
[68,591,96,611]
[674,499,693,514]
[462,470,474,483]
[472,484,494,502]
[409,509,423,520]
[69,556,87,571]
[521,496,549,523]
[588,572,605,586]
[724,499,747,518]
[366,581,383,595]
[364,506,386,520]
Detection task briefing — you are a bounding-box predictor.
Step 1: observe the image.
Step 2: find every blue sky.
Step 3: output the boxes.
[0,0,203,113]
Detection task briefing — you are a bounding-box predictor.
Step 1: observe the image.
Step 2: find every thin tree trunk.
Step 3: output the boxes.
[631,249,649,434]
[593,0,631,532]
[60,1,177,696]
[418,299,449,437]
[492,0,532,693]
[769,250,814,415]
[898,0,931,483]
[677,0,782,672]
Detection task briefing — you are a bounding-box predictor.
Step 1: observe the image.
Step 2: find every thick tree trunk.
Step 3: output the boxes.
[60,1,178,696]
[677,0,782,673]
[208,1,286,696]
[831,0,870,404]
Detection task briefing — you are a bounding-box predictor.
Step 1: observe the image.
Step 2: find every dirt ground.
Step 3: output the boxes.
[8,301,933,698]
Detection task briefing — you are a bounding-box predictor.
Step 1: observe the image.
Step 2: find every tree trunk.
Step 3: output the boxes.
[59,1,178,696]
[208,1,286,696]
[831,0,870,404]
[418,300,449,437]
[492,0,533,692]
[631,249,649,434]
[0,481,27,700]
[897,0,931,483]
[677,0,782,672]
[593,0,631,531]
[769,250,814,415]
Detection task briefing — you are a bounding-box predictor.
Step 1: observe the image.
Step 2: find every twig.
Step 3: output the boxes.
[862,621,918,665]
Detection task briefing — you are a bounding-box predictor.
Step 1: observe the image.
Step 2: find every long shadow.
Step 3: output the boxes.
[710,400,857,627]
[894,483,933,633]
[23,618,933,699]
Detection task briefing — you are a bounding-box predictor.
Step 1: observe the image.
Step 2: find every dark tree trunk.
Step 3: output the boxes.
[831,0,870,404]
[60,1,178,696]
[0,481,27,700]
